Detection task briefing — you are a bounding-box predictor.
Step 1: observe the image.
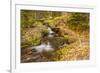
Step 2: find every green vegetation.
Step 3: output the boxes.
[21,10,90,62]
[67,12,89,31]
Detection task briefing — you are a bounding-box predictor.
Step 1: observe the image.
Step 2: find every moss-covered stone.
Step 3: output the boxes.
[48,37,67,49]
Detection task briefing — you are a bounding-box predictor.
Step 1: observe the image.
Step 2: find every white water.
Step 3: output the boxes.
[31,27,54,52]
[33,42,54,52]
[47,27,54,37]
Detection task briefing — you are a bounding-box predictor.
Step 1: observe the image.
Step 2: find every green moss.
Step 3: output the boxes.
[49,37,67,48]
[52,46,71,61]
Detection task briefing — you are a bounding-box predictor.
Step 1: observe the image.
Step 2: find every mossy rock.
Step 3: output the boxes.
[48,37,67,49]
[63,35,77,44]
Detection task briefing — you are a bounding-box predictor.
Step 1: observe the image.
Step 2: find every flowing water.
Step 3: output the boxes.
[47,27,54,37]
[31,27,54,52]
[21,27,55,62]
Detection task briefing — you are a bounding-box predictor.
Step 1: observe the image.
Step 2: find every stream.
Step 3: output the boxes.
[21,27,55,62]
[32,27,54,52]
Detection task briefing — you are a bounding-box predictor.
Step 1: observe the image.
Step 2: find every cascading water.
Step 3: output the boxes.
[31,27,54,53]
[47,27,54,37]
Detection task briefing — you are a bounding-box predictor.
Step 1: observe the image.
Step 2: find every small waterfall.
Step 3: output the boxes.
[33,43,47,52]
[32,42,54,53]
[47,27,54,37]
[44,42,54,51]
[31,27,54,53]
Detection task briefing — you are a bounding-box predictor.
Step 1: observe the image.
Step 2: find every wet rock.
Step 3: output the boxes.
[48,37,67,49]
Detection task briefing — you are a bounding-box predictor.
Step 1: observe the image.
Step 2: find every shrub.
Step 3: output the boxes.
[21,28,42,48]
[67,12,89,31]
[52,46,71,61]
